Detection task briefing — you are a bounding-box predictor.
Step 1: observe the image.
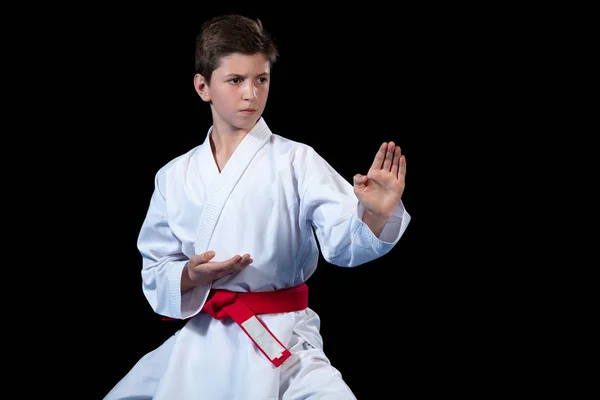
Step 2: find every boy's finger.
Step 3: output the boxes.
[203,251,216,261]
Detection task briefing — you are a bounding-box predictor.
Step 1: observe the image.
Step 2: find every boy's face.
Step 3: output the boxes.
[196,52,270,131]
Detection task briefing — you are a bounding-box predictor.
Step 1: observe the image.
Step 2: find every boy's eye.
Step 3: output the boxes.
[228,77,268,84]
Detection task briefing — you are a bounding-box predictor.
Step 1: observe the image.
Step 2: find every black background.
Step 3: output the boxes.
[27,3,537,398]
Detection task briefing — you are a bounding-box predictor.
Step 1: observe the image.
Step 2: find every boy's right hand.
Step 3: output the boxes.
[182,251,252,290]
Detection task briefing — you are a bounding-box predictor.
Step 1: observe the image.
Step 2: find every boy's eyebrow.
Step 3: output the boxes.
[224,72,270,78]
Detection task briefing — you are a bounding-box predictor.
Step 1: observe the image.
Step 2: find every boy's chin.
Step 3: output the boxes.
[234,115,261,130]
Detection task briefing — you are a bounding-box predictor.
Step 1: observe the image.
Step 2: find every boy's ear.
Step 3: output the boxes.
[194,74,211,102]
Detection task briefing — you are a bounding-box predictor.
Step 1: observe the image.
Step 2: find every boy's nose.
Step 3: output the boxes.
[243,82,258,100]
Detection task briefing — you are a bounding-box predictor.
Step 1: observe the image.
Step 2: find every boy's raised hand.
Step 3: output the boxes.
[353,142,406,221]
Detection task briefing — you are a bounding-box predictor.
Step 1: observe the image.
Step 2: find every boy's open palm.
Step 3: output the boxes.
[353,142,406,219]
[186,251,253,286]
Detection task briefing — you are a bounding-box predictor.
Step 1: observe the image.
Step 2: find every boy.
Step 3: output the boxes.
[105,14,410,399]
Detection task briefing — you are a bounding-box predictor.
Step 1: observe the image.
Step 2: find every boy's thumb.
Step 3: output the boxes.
[204,250,215,261]
[353,174,367,186]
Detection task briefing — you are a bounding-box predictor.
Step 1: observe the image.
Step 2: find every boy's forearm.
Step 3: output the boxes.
[180,263,196,294]
[362,211,389,238]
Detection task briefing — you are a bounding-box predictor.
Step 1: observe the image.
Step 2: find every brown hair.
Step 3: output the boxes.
[195,14,279,83]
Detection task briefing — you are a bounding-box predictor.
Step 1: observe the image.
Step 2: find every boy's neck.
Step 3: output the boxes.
[209,124,248,156]
[209,121,255,172]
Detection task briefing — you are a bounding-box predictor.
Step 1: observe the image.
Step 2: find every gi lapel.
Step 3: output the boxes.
[194,118,271,253]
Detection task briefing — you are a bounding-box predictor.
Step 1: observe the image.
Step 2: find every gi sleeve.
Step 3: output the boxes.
[137,165,207,320]
[299,147,411,268]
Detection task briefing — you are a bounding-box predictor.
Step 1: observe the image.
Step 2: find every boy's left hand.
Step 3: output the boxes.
[353,141,406,221]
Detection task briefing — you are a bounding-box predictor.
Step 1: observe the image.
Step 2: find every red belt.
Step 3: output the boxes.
[201,283,308,367]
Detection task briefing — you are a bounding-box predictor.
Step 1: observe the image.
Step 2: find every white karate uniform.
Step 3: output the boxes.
[105,118,411,399]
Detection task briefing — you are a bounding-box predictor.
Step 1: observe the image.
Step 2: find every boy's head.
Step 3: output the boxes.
[195,14,279,84]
